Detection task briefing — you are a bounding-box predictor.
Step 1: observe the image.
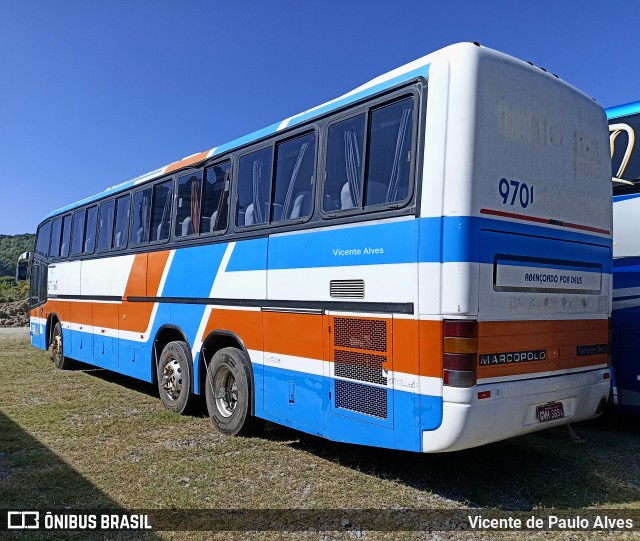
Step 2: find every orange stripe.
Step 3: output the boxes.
[164,150,210,174]
[419,320,443,378]
[203,308,263,352]
[263,312,324,360]
[476,319,608,379]
[147,250,171,296]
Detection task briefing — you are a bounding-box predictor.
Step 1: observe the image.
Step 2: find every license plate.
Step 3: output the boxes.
[536,402,565,423]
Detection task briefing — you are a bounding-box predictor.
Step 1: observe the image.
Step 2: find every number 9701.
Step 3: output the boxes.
[498,178,534,209]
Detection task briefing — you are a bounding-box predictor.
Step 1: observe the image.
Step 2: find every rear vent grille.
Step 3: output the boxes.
[330,279,364,298]
[334,318,387,351]
[333,317,389,420]
[334,350,387,386]
[335,380,388,419]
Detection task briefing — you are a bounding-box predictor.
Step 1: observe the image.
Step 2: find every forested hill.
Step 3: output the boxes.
[0,234,35,277]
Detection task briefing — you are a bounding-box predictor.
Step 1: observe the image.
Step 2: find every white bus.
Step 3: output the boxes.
[24,43,612,452]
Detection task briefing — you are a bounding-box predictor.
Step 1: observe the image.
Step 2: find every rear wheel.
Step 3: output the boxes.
[157,341,195,414]
[51,321,73,370]
[205,347,259,435]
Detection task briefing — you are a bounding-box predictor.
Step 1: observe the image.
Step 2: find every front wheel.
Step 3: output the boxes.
[51,321,73,370]
[157,341,196,414]
[205,347,259,436]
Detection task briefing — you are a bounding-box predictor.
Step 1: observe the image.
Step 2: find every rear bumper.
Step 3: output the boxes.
[422,368,610,452]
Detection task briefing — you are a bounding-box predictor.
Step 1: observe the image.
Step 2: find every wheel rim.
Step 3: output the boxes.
[161,358,183,400]
[52,328,62,360]
[212,366,238,418]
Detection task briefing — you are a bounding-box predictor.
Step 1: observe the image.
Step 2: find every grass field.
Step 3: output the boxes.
[1,334,640,540]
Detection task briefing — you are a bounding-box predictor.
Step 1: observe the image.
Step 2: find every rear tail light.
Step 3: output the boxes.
[443,320,478,387]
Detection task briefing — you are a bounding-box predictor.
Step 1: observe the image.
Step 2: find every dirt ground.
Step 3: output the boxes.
[0,327,29,339]
[0,299,29,327]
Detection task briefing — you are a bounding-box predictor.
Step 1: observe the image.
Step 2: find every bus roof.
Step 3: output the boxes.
[606,100,640,120]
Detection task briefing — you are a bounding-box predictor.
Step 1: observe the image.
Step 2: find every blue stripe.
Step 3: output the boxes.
[265,219,419,271]
[607,101,640,120]
[226,238,268,272]
[613,193,640,203]
[222,217,611,272]
[255,364,441,452]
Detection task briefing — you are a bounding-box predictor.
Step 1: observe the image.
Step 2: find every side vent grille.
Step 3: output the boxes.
[330,279,364,298]
[335,380,388,419]
[333,317,389,420]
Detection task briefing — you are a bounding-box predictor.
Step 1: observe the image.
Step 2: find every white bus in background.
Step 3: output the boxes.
[23,43,612,452]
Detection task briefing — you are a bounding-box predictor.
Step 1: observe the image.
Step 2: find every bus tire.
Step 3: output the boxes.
[51,321,73,370]
[205,347,258,436]
[157,341,195,415]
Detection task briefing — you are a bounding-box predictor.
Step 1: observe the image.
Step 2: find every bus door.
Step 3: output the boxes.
[29,259,48,349]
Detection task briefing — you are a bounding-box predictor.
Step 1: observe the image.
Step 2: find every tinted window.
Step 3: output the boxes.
[97,200,115,251]
[113,196,130,249]
[50,218,62,259]
[150,180,173,242]
[364,98,414,206]
[611,112,640,195]
[273,132,316,222]
[324,114,365,212]
[70,210,86,255]
[202,161,230,234]
[131,188,152,245]
[29,261,39,306]
[60,215,72,258]
[35,222,51,258]
[237,147,272,227]
[84,206,98,254]
[175,171,203,238]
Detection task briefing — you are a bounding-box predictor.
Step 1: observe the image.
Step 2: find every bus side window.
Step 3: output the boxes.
[175,171,203,238]
[113,195,130,249]
[131,188,152,245]
[84,206,98,254]
[70,210,86,256]
[49,218,62,259]
[324,114,365,212]
[272,132,316,223]
[364,98,414,206]
[60,214,72,258]
[35,221,51,259]
[150,180,173,242]
[202,161,230,234]
[237,147,272,227]
[97,200,115,252]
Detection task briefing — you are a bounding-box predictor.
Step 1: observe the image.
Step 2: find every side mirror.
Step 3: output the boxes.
[16,251,32,281]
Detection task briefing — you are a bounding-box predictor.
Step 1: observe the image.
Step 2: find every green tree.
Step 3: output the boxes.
[0,234,35,277]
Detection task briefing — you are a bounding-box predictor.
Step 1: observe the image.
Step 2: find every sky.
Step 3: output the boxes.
[1,0,638,234]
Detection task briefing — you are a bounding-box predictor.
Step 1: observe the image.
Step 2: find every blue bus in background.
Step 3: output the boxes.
[609,100,640,413]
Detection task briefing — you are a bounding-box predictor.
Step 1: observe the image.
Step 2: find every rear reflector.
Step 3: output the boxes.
[477,391,491,400]
[443,319,478,338]
[443,353,476,371]
[604,372,610,380]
